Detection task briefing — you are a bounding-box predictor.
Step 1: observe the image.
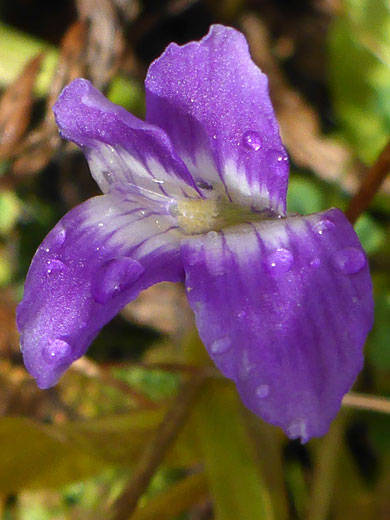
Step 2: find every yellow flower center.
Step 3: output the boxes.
[172,197,270,235]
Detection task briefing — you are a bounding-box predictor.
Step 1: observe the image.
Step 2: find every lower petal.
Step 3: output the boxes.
[180,209,373,441]
[17,192,183,389]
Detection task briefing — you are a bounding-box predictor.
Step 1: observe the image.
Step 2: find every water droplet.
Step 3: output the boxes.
[103,170,114,184]
[314,219,335,235]
[46,225,67,249]
[98,222,104,227]
[243,130,261,151]
[287,418,307,440]
[268,149,289,172]
[210,336,231,355]
[265,248,293,275]
[207,231,218,238]
[46,259,66,275]
[212,134,217,140]
[240,350,255,379]
[332,247,366,275]
[256,384,269,398]
[42,339,71,364]
[91,257,145,304]
[152,179,165,184]
[310,257,321,268]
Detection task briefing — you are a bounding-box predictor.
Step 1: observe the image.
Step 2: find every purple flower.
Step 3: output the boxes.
[17,25,373,442]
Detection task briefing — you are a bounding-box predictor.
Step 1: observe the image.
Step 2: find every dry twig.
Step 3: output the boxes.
[111,370,207,520]
[345,140,390,224]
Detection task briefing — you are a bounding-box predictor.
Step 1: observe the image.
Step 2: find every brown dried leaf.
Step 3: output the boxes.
[241,15,355,191]
[47,20,89,110]
[77,0,125,88]
[12,22,88,176]
[0,298,19,359]
[0,54,43,160]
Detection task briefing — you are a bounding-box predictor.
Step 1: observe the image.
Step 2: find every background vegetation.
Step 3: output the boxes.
[0,0,389,518]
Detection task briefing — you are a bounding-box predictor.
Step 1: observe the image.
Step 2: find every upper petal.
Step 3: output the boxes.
[146,25,288,214]
[17,189,184,389]
[180,209,373,441]
[53,78,200,199]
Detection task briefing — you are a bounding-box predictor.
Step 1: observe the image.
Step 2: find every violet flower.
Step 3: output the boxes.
[17,25,373,442]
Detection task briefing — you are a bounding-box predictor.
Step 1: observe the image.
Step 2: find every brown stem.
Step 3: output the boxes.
[345,140,390,224]
[342,392,390,414]
[111,370,207,520]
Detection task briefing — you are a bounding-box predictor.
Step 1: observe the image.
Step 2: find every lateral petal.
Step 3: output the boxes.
[146,25,288,214]
[17,190,184,389]
[53,78,199,199]
[180,209,373,441]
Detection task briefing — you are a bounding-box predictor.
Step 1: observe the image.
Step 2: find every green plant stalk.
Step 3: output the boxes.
[185,333,274,520]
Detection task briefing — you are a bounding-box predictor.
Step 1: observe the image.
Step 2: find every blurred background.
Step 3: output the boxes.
[0,0,389,518]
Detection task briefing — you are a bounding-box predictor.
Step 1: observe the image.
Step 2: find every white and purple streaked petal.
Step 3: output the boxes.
[17,191,184,389]
[180,209,373,441]
[53,78,200,199]
[146,24,289,214]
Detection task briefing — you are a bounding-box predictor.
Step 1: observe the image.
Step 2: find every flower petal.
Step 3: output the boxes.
[146,25,288,214]
[17,190,184,389]
[180,209,373,441]
[53,78,200,199]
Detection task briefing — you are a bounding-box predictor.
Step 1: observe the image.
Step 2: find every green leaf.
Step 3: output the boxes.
[132,472,208,520]
[0,22,57,96]
[193,381,274,520]
[287,175,326,215]
[328,0,390,163]
[0,190,22,235]
[354,213,385,255]
[367,275,390,369]
[0,417,103,492]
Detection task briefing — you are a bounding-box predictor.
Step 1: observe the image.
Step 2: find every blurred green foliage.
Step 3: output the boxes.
[0,1,389,519]
[329,0,390,163]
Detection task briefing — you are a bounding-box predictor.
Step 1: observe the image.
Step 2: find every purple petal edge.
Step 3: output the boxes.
[17,192,183,389]
[181,208,373,441]
[146,24,289,213]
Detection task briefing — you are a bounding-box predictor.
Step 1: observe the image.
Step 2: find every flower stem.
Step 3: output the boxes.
[345,140,390,224]
[111,370,206,520]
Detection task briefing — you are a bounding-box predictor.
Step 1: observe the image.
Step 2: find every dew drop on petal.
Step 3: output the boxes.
[265,248,293,275]
[242,130,261,151]
[287,418,307,440]
[256,384,270,399]
[46,259,66,275]
[332,247,366,275]
[103,170,114,185]
[42,339,71,364]
[91,257,145,304]
[210,336,231,355]
[314,219,335,235]
[310,257,321,268]
[240,350,255,379]
[268,149,289,173]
